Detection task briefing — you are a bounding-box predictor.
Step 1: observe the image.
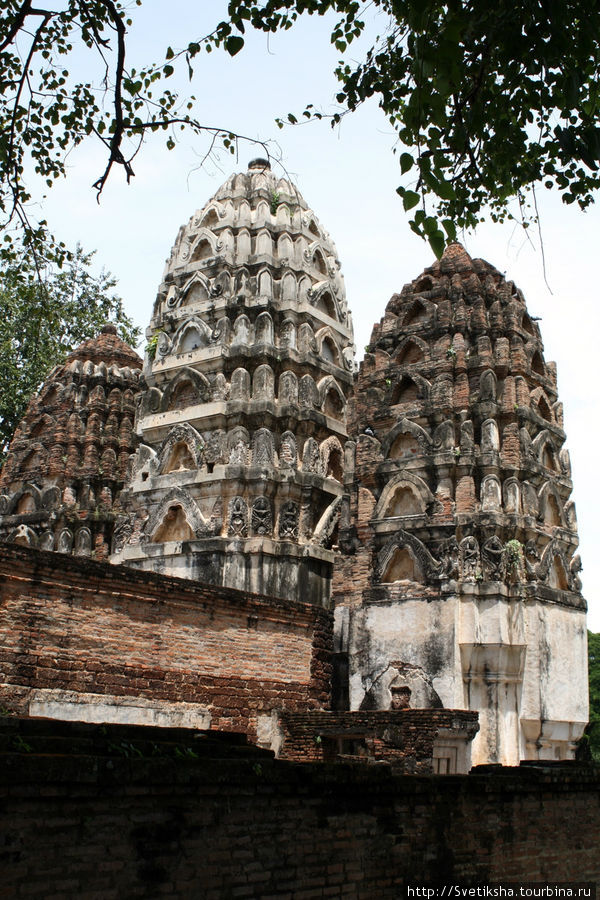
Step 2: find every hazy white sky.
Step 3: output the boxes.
[30,2,600,628]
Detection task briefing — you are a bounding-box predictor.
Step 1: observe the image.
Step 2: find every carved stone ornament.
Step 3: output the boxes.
[75,527,93,557]
[205,430,226,465]
[459,536,480,582]
[166,286,180,308]
[41,486,61,511]
[40,530,55,551]
[252,429,275,468]
[313,496,342,548]
[251,497,272,535]
[228,496,248,537]
[570,554,583,592]
[439,538,459,580]
[157,332,171,357]
[524,539,541,581]
[112,515,133,554]
[482,536,505,581]
[279,432,298,469]
[57,528,74,554]
[279,501,299,540]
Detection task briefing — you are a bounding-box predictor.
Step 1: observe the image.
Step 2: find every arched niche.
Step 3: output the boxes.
[176,321,210,354]
[237,199,251,224]
[320,436,344,482]
[297,275,311,302]
[232,314,252,346]
[522,313,536,336]
[236,229,251,260]
[255,229,272,256]
[545,493,563,527]
[281,272,297,301]
[168,381,197,410]
[152,505,195,543]
[181,278,210,306]
[16,493,37,514]
[381,547,424,584]
[201,207,219,228]
[313,248,328,276]
[385,485,423,518]
[255,312,274,346]
[414,276,433,293]
[258,269,272,297]
[316,290,336,318]
[532,390,553,423]
[321,336,339,365]
[548,555,569,591]
[230,367,251,401]
[531,350,545,376]
[396,339,425,366]
[278,370,298,404]
[542,445,558,471]
[402,299,428,326]
[252,364,275,401]
[162,368,210,412]
[374,473,433,520]
[322,389,343,419]
[190,238,213,263]
[391,377,420,405]
[163,442,195,474]
[276,204,290,225]
[41,384,62,406]
[29,415,54,439]
[389,431,420,459]
[277,233,294,259]
[21,448,43,471]
[255,198,270,220]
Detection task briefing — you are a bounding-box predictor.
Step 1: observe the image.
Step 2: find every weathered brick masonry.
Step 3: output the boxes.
[279,709,479,771]
[0,718,599,898]
[0,543,332,738]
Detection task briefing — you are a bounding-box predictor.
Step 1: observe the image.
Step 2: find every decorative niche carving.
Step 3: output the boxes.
[251,497,272,535]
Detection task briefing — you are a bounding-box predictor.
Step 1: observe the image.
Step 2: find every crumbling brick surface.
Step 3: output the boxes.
[278,709,479,772]
[0,543,332,738]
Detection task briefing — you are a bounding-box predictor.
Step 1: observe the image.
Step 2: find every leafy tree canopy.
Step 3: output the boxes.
[2,0,600,258]
[587,630,600,761]
[0,243,141,462]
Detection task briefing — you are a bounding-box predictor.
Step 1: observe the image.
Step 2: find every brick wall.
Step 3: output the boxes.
[278,709,479,771]
[1,718,599,898]
[0,544,332,739]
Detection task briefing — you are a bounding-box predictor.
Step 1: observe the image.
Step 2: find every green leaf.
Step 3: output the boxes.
[400,152,413,174]
[428,230,445,259]
[398,188,420,211]
[225,36,244,56]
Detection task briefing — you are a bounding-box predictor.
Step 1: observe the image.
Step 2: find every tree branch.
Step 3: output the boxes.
[91,0,134,199]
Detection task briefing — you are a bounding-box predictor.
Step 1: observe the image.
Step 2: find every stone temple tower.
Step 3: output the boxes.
[0,325,142,558]
[334,243,588,765]
[112,159,354,606]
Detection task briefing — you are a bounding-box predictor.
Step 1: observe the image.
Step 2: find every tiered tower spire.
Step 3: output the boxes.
[112,160,355,605]
[0,325,142,557]
[335,243,587,764]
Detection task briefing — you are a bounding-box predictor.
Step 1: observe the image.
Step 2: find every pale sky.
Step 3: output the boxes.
[29,2,600,629]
